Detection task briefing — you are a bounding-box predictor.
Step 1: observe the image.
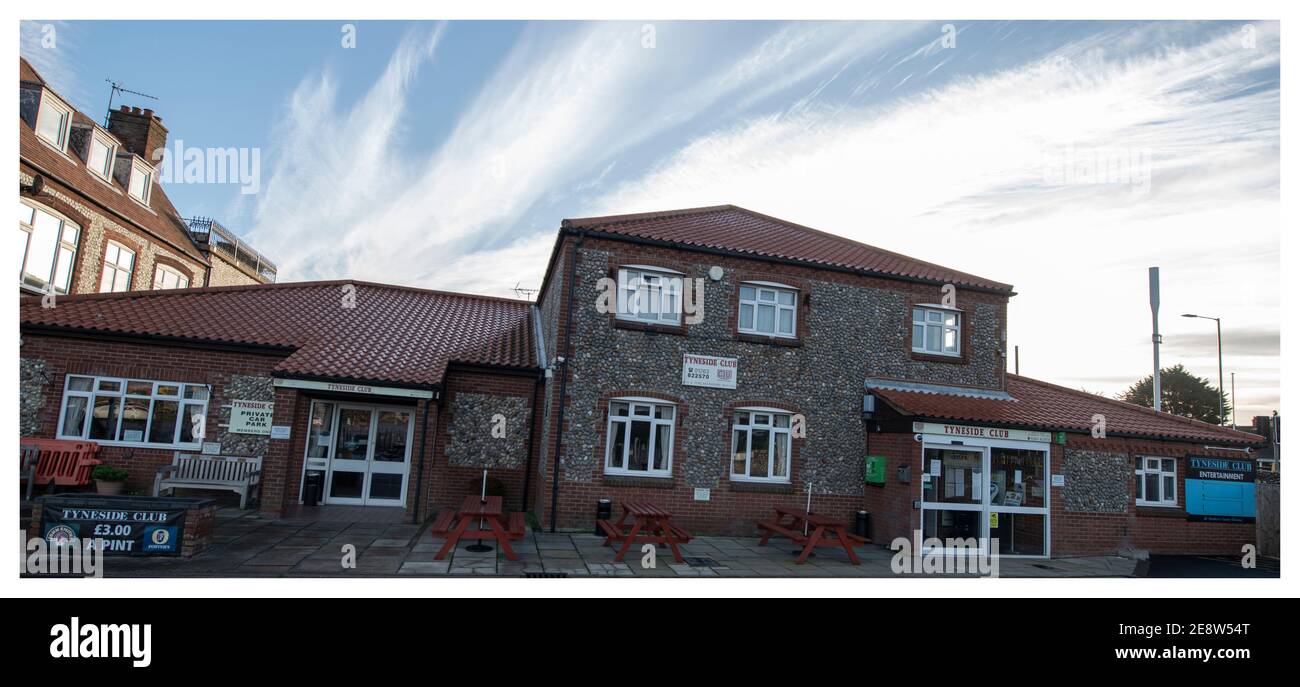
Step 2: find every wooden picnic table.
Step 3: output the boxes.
[597,500,692,563]
[757,504,867,565]
[432,495,525,561]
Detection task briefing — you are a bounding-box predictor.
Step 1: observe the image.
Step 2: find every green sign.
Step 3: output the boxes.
[1054,431,1067,445]
[865,455,887,485]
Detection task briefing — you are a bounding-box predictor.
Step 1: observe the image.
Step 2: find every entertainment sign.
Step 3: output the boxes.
[913,422,1051,443]
[682,353,738,389]
[1184,455,1256,523]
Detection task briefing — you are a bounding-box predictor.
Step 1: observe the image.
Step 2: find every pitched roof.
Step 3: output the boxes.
[871,374,1263,446]
[562,205,1013,293]
[20,281,537,387]
[19,58,207,264]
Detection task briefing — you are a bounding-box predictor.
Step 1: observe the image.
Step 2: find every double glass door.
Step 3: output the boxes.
[920,442,1050,557]
[303,401,413,507]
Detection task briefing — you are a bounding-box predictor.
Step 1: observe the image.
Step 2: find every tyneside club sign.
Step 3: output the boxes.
[681,353,739,389]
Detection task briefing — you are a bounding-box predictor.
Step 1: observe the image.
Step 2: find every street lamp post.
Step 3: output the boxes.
[1182,313,1224,425]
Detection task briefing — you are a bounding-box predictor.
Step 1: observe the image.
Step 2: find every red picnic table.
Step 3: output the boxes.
[431,495,526,561]
[597,500,692,563]
[757,504,869,565]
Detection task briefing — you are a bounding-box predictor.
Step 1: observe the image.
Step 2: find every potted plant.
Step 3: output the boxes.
[91,465,129,496]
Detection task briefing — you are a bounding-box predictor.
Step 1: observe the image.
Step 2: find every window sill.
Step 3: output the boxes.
[60,437,204,452]
[736,332,802,347]
[910,350,966,364]
[729,479,794,494]
[1135,504,1185,518]
[601,474,676,489]
[613,318,687,336]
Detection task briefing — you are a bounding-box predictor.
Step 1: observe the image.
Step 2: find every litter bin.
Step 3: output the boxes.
[594,499,612,536]
[854,510,870,540]
[303,470,324,506]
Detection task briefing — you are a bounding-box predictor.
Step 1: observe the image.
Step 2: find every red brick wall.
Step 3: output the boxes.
[20,334,284,496]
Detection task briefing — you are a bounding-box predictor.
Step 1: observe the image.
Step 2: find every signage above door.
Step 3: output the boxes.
[913,422,1051,444]
[273,378,434,399]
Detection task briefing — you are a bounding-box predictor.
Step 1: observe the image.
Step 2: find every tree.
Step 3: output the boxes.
[1118,364,1230,425]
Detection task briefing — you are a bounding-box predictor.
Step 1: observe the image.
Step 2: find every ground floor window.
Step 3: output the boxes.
[1136,456,1177,506]
[731,409,792,482]
[605,399,675,477]
[57,374,209,448]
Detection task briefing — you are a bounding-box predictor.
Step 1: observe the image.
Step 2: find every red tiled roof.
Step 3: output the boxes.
[872,374,1264,446]
[563,205,1013,292]
[20,281,537,387]
[19,58,207,264]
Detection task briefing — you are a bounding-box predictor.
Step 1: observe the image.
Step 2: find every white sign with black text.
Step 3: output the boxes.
[681,353,738,389]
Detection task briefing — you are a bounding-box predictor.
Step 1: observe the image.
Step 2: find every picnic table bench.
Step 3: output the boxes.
[757,504,869,564]
[153,453,262,509]
[598,501,692,563]
[430,495,526,561]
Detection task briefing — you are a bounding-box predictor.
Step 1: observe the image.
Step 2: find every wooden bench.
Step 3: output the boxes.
[757,519,808,546]
[507,512,527,539]
[20,444,39,500]
[153,453,262,509]
[429,508,456,536]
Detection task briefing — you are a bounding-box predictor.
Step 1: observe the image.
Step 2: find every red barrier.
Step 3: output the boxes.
[20,438,103,490]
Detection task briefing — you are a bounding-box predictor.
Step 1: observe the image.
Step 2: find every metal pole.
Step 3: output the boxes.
[1149,267,1162,412]
[1216,317,1224,425]
[1231,372,1237,428]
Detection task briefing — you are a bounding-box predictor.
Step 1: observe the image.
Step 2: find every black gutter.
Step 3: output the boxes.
[549,230,584,532]
[411,394,435,524]
[562,227,1016,297]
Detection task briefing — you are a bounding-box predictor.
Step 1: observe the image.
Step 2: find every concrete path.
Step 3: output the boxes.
[95,508,1137,578]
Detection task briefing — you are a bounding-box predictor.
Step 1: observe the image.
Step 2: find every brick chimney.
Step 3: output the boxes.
[107,105,168,164]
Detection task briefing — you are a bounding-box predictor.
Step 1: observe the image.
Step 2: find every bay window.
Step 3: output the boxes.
[1136,457,1177,507]
[604,399,675,477]
[58,374,210,448]
[731,409,792,482]
[912,305,961,355]
[100,241,135,292]
[738,282,797,337]
[616,267,682,325]
[18,201,79,294]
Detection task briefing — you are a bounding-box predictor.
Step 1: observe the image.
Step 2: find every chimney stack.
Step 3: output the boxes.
[107,104,168,164]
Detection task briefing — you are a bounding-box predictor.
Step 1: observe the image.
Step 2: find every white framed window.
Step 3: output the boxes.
[739,282,797,337]
[18,200,79,294]
[1135,457,1177,507]
[152,264,190,290]
[57,374,210,448]
[730,408,792,483]
[616,267,682,325]
[87,132,117,181]
[35,93,72,150]
[604,399,675,477]
[100,241,135,293]
[128,160,152,204]
[912,305,961,356]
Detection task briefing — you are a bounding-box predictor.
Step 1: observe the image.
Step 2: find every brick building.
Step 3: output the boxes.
[18,58,274,298]
[18,205,1264,558]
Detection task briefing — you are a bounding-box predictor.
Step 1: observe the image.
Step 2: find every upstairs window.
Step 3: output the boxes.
[87,133,116,181]
[604,400,675,477]
[152,264,190,290]
[739,282,797,337]
[912,306,961,356]
[128,161,152,204]
[36,93,72,150]
[617,267,682,325]
[100,241,135,293]
[731,409,793,483]
[57,374,210,448]
[1136,457,1177,507]
[17,201,79,294]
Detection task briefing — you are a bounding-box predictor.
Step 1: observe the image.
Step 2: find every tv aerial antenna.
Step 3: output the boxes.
[513,282,539,300]
[103,78,158,127]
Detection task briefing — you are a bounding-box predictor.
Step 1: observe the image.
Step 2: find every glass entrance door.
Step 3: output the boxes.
[920,442,1051,557]
[317,403,413,507]
[921,447,986,550]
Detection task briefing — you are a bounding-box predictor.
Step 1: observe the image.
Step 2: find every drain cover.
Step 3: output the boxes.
[683,556,719,567]
[525,571,568,578]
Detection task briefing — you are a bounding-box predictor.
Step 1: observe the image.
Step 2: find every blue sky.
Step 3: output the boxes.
[20,20,1280,416]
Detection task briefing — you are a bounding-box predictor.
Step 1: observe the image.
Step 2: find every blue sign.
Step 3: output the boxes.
[1184,456,1255,523]
[142,526,180,553]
